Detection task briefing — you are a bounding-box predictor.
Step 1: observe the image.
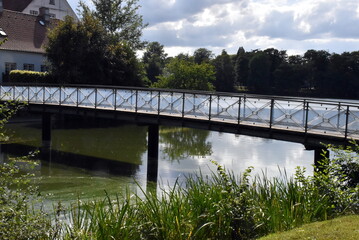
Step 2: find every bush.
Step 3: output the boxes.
[8,70,53,84]
[0,160,52,240]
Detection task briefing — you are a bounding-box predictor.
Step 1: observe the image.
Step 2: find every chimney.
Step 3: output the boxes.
[39,7,50,22]
[0,0,3,15]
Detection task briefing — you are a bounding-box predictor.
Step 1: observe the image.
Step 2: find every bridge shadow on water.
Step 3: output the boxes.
[1,143,141,177]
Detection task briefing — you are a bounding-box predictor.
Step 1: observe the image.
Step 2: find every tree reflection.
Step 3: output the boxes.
[160,127,212,161]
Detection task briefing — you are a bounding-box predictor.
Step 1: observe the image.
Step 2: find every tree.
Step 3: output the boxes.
[46,14,145,86]
[212,50,235,92]
[193,48,213,64]
[46,15,108,84]
[234,47,247,86]
[248,52,271,93]
[153,58,215,91]
[142,41,167,83]
[89,0,148,49]
[303,50,330,93]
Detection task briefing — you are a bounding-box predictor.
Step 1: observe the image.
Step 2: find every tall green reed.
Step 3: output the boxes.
[59,153,358,240]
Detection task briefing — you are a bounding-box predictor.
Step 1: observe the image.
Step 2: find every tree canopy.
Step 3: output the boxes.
[89,0,148,49]
[142,42,168,83]
[46,13,145,86]
[153,58,215,91]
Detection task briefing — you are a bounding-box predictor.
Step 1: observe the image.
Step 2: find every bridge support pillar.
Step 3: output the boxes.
[41,113,52,161]
[42,113,52,147]
[306,145,329,172]
[147,124,159,182]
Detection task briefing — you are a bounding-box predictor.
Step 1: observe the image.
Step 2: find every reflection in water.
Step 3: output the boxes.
[0,114,314,207]
[160,127,212,161]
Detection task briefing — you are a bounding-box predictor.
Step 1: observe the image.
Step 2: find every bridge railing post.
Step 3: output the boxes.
[208,94,212,121]
[345,105,350,139]
[135,89,138,113]
[237,96,241,125]
[304,101,309,134]
[269,99,274,129]
[76,87,79,107]
[114,88,117,111]
[157,91,161,116]
[95,87,98,109]
[27,85,30,103]
[182,92,185,118]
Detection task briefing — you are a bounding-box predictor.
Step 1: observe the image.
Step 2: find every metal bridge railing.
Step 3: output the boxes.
[1,84,359,140]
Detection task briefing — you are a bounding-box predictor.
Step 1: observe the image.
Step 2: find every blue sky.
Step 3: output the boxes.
[68,0,359,56]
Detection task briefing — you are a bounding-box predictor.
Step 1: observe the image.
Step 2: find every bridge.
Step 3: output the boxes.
[1,83,359,179]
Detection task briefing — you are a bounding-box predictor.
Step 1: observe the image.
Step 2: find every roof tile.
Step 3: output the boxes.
[0,10,56,53]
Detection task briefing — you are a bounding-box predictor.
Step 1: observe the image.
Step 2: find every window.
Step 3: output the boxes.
[0,28,7,37]
[41,65,49,72]
[49,0,55,5]
[5,63,16,74]
[30,10,39,16]
[49,13,56,19]
[23,64,35,71]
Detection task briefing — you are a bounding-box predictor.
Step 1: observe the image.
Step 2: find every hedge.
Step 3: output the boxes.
[8,70,54,83]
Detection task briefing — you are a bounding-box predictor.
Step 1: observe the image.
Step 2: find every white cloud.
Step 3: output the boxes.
[69,0,359,56]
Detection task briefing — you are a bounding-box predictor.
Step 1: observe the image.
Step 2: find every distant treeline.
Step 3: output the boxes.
[231,47,359,99]
[142,44,359,99]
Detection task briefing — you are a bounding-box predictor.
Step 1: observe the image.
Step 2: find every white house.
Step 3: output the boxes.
[0,0,77,82]
[23,0,77,21]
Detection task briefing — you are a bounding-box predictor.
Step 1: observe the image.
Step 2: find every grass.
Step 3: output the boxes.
[56,161,358,240]
[259,215,359,240]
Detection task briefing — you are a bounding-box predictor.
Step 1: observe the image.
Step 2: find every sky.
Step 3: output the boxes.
[67,0,359,57]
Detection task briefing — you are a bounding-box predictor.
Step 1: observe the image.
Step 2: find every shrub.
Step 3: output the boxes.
[0,160,52,240]
[8,70,53,84]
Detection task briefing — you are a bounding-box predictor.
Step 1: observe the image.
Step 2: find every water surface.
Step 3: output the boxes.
[1,114,314,207]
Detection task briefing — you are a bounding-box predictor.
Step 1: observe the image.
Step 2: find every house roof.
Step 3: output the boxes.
[0,9,56,54]
[3,0,33,12]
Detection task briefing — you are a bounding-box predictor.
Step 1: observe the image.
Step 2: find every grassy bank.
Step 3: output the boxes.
[259,215,359,240]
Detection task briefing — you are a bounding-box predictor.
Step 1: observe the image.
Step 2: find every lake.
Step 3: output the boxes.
[0,114,314,208]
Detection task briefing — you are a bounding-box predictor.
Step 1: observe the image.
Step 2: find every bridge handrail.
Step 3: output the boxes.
[2,82,359,106]
[1,83,359,141]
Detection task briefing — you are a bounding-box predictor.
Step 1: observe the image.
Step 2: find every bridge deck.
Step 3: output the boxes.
[1,84,359,143]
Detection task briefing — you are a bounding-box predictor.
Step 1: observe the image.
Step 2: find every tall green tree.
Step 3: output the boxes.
[153,58,215,91]
[89,0,148,49]
[46,15,108,84]
[234,47,250,86]
[248,52,271,93]
[46,14,145,86]
[303,50,330,92]
[193,48,213,64]
[212,50,235,92]
[142,41,167,83]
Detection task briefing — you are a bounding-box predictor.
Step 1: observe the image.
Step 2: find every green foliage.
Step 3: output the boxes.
[142,41,168,83]
[46,13,145,86]
[0,102,52,239]
[212,50,235,92]
[8,70,53,83]
[0,160,52,240]
[153,58,215,91]
[46,15,108,84]
[259,215,359,240]
[193,48,213,64]
[0,101,24,142]
[89,0,148,50]
[248,52,271,93]
[59,147,359,240]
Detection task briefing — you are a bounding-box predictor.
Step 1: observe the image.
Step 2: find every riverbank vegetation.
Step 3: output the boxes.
[0,143,358,239]
[259,215,359,240]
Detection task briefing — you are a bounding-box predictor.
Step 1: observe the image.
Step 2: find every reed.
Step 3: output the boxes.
[59,155,358,240]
